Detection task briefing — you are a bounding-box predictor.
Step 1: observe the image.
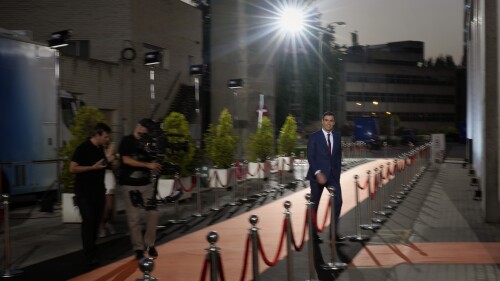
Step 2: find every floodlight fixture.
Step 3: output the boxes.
[190,64,205,75]
[144,51,161,66]
[48,29,72,49]
[227,78,243,89]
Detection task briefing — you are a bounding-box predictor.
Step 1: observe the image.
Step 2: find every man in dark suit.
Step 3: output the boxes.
[306,111,343,242]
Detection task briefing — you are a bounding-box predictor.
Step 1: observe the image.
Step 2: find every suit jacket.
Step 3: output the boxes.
[306,130,342,186]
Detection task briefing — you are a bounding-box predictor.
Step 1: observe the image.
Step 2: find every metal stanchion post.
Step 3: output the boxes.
[321,186,347,271]
[206,231,220,281]
[137,257,157,281]
[370,168,385,224]
[360,170,381,231]
[0,194,23,278]
[167,175,187,224]
[305,193,319,281]
[284,201,294,281]
[249,215,260,281]
[383,162,396,212]
[228,166,241,206]
[349,175,369,242]
[192,169,207,217]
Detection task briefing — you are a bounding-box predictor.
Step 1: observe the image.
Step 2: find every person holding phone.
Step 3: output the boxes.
[70,122,111,266]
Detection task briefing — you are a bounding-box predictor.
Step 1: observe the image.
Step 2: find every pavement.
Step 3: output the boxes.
[0,143,499,280]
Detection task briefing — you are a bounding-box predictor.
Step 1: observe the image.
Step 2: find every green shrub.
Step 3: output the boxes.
[247,116,275,162]
[204,109,239,168]
[162,112,195,177]
[277,114,297,156]
[60,106,106,193]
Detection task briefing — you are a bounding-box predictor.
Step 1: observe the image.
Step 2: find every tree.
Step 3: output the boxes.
[162,112,195,177]
[247,116,275,162]
[60,106,106,192]
[277,114,298,156]
[204,109,239,168]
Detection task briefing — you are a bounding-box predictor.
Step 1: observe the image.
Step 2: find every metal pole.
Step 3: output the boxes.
[284,201,294,281]
[305,193,319,281]
[249,215,260,281]
[0,194,23,277]
[192,169,206,217]
[349,175,369,242]
[321,186,347,271]
[206,231,220,281]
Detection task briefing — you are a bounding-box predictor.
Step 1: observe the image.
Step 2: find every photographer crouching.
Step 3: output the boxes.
[119,118,162,260]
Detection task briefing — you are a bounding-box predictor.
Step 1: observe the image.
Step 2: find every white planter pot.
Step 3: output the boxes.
[62,193,82,223]
[157,178,193,201]
[208,168,235,188]
[293,159,309,181]
[277,157,292,171]
[246,162,267,179]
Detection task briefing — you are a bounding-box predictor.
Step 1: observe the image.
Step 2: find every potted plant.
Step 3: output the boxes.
[60,106,106,223]
[157,112,195,200]
[204,109,239,188]
[246,116,274,179]
[277,114,298,171]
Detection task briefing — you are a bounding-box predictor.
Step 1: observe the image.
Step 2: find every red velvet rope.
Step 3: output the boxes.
[257,218,287,266]
[217,253,226,281]
[239,235,251,281]
[176,175,197,192]
[291,209,308,251]
[357,177,369,190]
[199,254,209,281]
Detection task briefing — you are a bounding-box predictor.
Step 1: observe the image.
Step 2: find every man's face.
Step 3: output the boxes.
[133,124,148,140]
[97,132,111,146]
[322,114,335,132]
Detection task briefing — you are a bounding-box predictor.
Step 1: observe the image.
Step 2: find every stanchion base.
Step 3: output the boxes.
[228,201,241,206]
[360,223,381,230]
[0,269,23,278]
[192,213,208,217]
[320,261,348,271]
[210,207,221,211]
[384,204,397,210]
[377,210,392,216]
[167,219,187,224]
[348,234,370,242]
[371,217,386,224]
[137,274,157,281]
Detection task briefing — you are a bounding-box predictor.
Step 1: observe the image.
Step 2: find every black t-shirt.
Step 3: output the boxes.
[71,139,106,195]
[118,134,152,186]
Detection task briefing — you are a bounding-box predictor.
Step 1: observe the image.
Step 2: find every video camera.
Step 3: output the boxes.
[137,118,189,164]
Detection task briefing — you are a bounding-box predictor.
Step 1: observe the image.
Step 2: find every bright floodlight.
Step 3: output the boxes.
[279,7,305,34]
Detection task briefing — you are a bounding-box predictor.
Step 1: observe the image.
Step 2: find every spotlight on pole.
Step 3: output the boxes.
[227,78,243,89]
[144,51,161,66]
[190,64,205,76]
[48,30,72,49]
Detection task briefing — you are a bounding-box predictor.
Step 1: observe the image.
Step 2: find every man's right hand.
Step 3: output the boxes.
[315,172,327,185]
[148,162,162,173]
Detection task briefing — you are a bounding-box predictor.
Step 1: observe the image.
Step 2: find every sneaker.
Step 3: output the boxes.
[135,250,145,260]
[147,246,158,258]
[106,223,116,235]
[98,228,106,238]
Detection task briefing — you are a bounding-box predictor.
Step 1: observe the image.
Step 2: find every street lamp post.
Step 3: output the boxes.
[190,64,205,148]
[228,78,243,158]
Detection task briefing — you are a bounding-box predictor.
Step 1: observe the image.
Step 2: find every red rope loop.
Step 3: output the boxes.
[199,254,209,281]
[291,209,308,251]
[176,176,197,192]
[217,252,226,281]
[257,218,287,266]
[238,236,251,281]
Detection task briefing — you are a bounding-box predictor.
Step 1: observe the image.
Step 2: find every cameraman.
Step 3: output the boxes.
[119,118,162,260]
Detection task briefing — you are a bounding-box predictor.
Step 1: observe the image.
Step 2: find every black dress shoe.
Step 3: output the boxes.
[135,250,145,260]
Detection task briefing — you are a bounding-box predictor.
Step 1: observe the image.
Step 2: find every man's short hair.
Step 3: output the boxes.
[138,118,155,131]
[93,122,111,136]
[323,111,335,118]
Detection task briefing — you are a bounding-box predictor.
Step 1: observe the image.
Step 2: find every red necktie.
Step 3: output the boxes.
[327,133,332,155]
